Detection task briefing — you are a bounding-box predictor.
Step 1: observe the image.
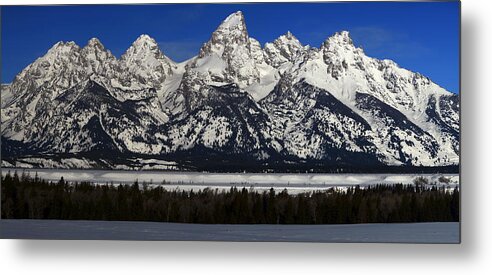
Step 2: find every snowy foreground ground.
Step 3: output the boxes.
[1,168,459,194]
[0,219,459,243]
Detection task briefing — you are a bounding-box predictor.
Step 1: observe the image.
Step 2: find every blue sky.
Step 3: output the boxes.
[1,2,459,93]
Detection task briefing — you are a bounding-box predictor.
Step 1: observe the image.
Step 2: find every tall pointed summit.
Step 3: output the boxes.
[119,34,176,88]
[198,11,249,58]
[209,11,249,44]
[264,31,306,69]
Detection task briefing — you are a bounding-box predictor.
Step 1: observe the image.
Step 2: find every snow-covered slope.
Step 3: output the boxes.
[262,31,459,166]
[1,11,459,170]
[182,11,278,101]
[118,34,177,90]
[264,31,308,73]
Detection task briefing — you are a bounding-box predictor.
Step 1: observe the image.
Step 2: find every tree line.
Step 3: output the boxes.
[1,171,459,224]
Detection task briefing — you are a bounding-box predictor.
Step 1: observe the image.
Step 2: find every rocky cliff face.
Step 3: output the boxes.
[1,11,459,170]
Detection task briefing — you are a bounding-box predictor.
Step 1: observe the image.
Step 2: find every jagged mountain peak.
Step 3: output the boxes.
[219,11,246,30]
[278,31,300,43]
[39,41,81,66]
[122,34,166,60]
[264,31,306,69]
[82,37,116,62]
[320,31,358,54]
[48,41,80,53]
[189,11,271,90]
[205,11,249,48]
[83,37,115,56]
[12,40,84,86]
[325,31,353,45]
[119,34,176,89]
[130,34,159,48]
[85,37,106,50]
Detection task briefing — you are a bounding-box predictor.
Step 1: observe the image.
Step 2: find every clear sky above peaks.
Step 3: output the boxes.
[1,2,460,93]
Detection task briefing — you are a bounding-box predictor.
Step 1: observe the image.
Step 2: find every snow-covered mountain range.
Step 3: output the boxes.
[1,11,459,171]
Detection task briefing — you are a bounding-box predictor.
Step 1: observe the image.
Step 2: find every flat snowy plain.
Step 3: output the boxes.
[0,219,459,243]
[0,169,460,242]
[1,168,459,194]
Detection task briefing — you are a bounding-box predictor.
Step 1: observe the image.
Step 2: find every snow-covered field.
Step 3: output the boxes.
[1,168,459,194]
[0,219,459,243]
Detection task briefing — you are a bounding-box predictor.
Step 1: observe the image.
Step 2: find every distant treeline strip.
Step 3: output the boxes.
[1,172,459,224]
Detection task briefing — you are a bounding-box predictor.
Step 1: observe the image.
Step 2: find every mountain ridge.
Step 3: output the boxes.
[1,11,459,171]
